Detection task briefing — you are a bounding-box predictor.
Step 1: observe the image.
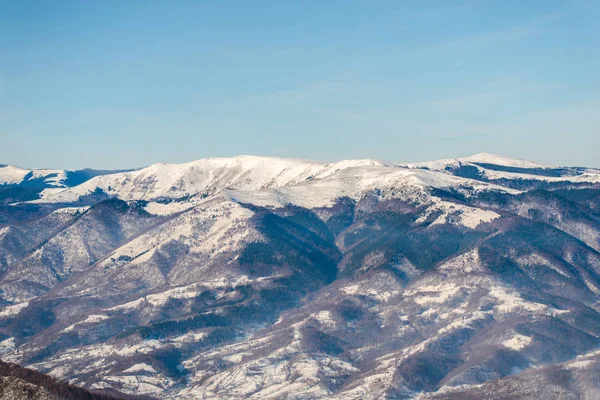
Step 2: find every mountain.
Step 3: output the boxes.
[1,153,600,399]
[0,164,133,206]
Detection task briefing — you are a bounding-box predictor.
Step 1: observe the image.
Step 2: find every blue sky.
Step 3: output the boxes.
[1,0,599,169]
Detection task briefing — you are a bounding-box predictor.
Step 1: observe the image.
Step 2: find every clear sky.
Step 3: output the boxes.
[1,0,599,169]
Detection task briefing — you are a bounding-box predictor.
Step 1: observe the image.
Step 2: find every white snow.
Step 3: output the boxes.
[401,157,463,171]
[62,314,109,332]
[405,282,461,305]
[0,337,15,352]
[123,363,157,374]
[226,165,515,209]
[0,165,69,187]
[416,200,501,228]
[104,375,166,396]
[502,334,532,350]
[517,254,570,278]
[50,206,89,215]
[107,275,253,312]
[568,360,594,369]
[0,165,31,185]
[438,250,484,274]
[7,153,600,400]
[340,285,399,303]
[459,152,552,168]
[400,152,551,171]
[310,310,336,328]
[27,155,518,209]
[143,201,192,215]
[0,301,29,318]
[488,287,546,313]
[172,332,208,343]
[27,155,329,203]
[399,153,600,186]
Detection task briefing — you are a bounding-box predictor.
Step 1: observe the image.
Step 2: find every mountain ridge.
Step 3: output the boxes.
[1,153,600,399]
[5,153,597,209]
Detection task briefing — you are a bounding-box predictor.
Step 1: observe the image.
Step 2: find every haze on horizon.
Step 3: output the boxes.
[1,0,599,169]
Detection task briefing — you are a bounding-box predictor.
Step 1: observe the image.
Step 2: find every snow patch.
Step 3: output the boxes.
[0,337,15,353]
[0,302,29,318]
[438,250,483,274]
[417,200,500,229]
[502,334,532,350]
[488,287,546,313]
[50,206,89,215]
[144,201,192,215]
[63,314,109,332]
[460,152,551,169]
[310,310,336,328]
[568,360,594,370]
[122,363,157,374]
[406,282,461,305]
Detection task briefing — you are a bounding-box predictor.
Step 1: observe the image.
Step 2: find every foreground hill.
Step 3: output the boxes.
[0,153,600,399]
[0,359,131,399]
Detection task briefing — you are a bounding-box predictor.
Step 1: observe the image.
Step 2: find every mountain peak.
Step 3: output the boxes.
[460,152,552,169]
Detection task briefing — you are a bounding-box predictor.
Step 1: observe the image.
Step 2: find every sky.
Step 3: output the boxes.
[1,0,599,169]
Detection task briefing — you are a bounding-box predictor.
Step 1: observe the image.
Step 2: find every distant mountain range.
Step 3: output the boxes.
[1,153,600,399]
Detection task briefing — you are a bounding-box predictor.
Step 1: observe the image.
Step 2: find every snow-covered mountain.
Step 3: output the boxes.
[401,152,600,186]
[28,156,388,204]
[0,164,132,189]
[0,164,132,206]
[1,153,600,399]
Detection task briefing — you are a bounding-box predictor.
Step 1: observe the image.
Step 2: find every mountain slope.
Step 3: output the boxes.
[0,154,599,399]
[0,165,132,206]
[28,156,385,204]
[401,152,600,190]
